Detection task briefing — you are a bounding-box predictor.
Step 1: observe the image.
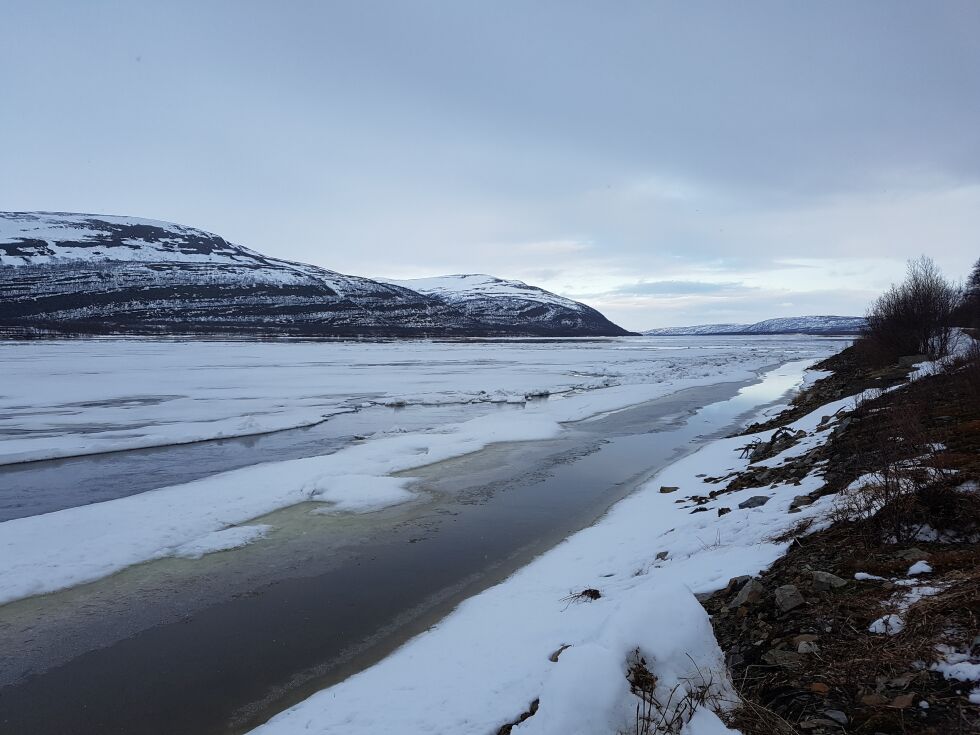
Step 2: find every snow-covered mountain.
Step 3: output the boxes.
[643,315,866,336]
[380,274,624,335]
[0,212,629,337]
[642,323,748,336]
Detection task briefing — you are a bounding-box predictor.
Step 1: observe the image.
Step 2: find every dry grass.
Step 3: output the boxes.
[703,336,980,734]
[625,650,721,735]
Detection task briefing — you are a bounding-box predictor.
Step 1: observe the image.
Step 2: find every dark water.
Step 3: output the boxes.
[0,365,805,735]
[0,403,508,522]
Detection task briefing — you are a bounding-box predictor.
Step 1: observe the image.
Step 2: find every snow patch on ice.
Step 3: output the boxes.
[172,525,271,559]
[0,411,562,605]
[308,475,416,513]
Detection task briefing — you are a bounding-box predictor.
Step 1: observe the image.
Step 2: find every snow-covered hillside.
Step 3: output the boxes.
[642,323,747,336]
[381,274,625,335]
[644,315,866,336]
[383,274,585,310]
[0,212,628,337]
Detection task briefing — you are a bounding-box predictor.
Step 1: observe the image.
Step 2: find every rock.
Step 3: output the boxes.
[798,640,820,654]
[823,709,848,726]
[894,547,931,561]
[774,584,805,612]
[888,673,914,689]
[889,692,917,709]
[724,575,751,594]
[811,571,848,591]
[738,495,771,509]
[861,694,889,706]
[690,506,707,513]
[809,682,830,695]
[659,486,679,493]
[762,648,803,667]
[793,633,819,646]
[790,494,815,510]
[728,578,765,609]
[548,644,571,662]
[655,550,669,561]
[717,507,731,516]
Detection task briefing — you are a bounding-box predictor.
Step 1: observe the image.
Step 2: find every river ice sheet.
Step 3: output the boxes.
[0,336,841,606]
[0,336,836,465]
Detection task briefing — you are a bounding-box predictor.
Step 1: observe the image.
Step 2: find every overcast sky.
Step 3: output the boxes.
[2,1,978,329]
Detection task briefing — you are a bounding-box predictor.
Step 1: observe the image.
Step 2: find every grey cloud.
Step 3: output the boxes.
[608,281,755,297]
[2,1,978,328]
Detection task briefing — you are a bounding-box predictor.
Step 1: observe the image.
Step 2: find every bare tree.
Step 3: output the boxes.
[963,257,980,327]
[864,256,961,360]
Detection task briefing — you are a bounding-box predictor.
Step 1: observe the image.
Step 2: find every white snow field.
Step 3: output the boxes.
[248,389,856,735]
[0,336,834,465]
[0,336,841,608]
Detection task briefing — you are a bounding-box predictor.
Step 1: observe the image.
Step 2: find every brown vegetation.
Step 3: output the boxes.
[704,333,980,735]
[863,256,961,362]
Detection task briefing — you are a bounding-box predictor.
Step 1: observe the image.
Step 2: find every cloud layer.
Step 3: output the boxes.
[2,1,978,329]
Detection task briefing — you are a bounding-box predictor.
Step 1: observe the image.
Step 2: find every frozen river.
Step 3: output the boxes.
[0,336,844,734]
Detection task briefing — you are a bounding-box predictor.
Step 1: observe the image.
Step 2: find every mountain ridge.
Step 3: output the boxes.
[0,211,630,338]
[643,315,866,336]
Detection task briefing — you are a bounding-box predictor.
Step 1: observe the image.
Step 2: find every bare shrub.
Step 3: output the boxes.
[626,650,720,735]
[864,256,961,360]
[832,397,944,544]
[959,256,980,328]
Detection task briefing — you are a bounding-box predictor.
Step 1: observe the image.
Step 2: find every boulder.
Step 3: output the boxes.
[724,575,751,594]
[811,571,848,591]
[728,578,765,609]
[774,584,805,612]
[738,495,771,509]
[789,494,815,510]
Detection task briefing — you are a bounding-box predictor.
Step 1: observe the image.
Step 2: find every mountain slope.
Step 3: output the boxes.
[644,316,866,336]
[641,323,748,336]
[381,274,630,336]
[0,212,628,337]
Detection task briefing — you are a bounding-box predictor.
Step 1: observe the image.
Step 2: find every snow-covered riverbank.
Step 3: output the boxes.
[248,381,859,735]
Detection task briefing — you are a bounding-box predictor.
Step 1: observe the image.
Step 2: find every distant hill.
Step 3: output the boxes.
[380,274,626,336]
[643,316,866,336]
[0,212,630,338]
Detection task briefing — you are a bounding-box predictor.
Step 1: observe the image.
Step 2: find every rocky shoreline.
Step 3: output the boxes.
[695,342,980,734]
